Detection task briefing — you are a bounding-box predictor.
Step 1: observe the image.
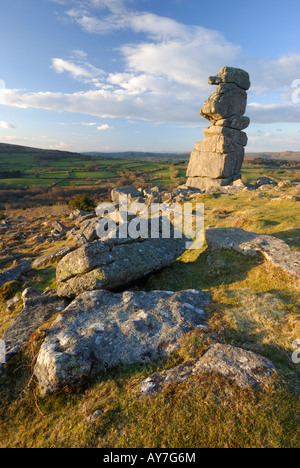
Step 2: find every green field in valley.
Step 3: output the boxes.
[0,143,299,194]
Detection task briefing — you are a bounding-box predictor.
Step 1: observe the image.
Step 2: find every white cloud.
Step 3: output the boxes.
[51,55,105,87]
[52,58,93,78]
[0,121,15,129]
[248,102,300,123]
[2,0,300,126]
[97,124,112,130]
[49,141,69,149]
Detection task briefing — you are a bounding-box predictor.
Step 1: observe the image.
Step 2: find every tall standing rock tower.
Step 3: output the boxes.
[186,66,250,191]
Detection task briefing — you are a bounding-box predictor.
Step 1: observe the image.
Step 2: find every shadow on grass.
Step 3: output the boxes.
[271,228,300,250]
[136,247,264,292]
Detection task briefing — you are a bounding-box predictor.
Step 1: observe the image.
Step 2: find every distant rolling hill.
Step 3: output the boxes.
[0,142,82,159]
[245,151,300,161]
[1,142,300,162]
[84,150,300,162]
[81,151,190,160]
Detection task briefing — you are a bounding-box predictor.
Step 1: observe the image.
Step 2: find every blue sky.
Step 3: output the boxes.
[0,0,300,153]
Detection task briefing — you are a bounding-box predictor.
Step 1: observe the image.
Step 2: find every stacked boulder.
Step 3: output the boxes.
[186,66,251,191]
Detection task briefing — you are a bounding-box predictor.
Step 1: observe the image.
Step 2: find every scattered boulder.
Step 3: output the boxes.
[32,246,74,269]
[111,186,142,206]
[69,209,92,220]
[138,344,276,395]
[278,180,293,188]
[51,221,68,238]
[0,260,32,289]
[206,227,300,278]
[256,177,277,188]
[67,217,99,245]
[34,288,210,395]
[271,195,299,203]
[87,410,102,423]
[75,212,97,226]
[139,359,197,396]
[5,295,20,313]
[1,288,68,363]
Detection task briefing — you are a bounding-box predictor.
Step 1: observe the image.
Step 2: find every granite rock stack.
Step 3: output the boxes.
[186,66,250,191]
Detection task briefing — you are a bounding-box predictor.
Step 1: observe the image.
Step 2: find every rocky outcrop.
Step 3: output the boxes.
[57,204,192,298]
[206,227,300,278]
[57,236,187,298]
[186,66,250,191]
[34,289,211,395]
[138,344,277,395]
[1,288,68,363]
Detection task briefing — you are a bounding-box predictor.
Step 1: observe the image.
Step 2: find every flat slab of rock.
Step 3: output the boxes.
[206,227,300,278]
[111,186,142,205]
[138,343,276,395]
[57,236,187,298]
[1,288,68,363]
[203,126,248,146]
[34,289,211,395]
[0,260,32,289]
[186,147,244,179]
[32,246,74,269]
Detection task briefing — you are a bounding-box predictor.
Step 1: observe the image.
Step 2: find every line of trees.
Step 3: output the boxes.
[0,169,22,178]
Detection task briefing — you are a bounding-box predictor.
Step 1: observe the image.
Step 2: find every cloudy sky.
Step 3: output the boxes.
[0,0,300,153]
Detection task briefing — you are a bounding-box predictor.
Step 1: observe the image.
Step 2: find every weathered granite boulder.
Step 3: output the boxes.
[69,209,92,220]
[186,66,250,192]
[256,177,277,187]
[203,126,248,146]
[0,260,32,289]
[213,115,250,130]
[74,212,97,226]
[57,210,193,298]
[51,221,68,239]
[1,288,68,363]
[277,180,293,188]
[67,217,99,245]
[200,83,247,123]
[32,246,74,269]
[57,237,187,298]
[138,343,276,395]
[187,145,244,179]
[111,186,142,206]
[208,66,251,91]
[34,289,211,395]
[56,241,111,282]
[206,227,300,278]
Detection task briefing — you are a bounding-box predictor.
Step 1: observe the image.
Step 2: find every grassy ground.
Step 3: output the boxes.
[0,182,299,448]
